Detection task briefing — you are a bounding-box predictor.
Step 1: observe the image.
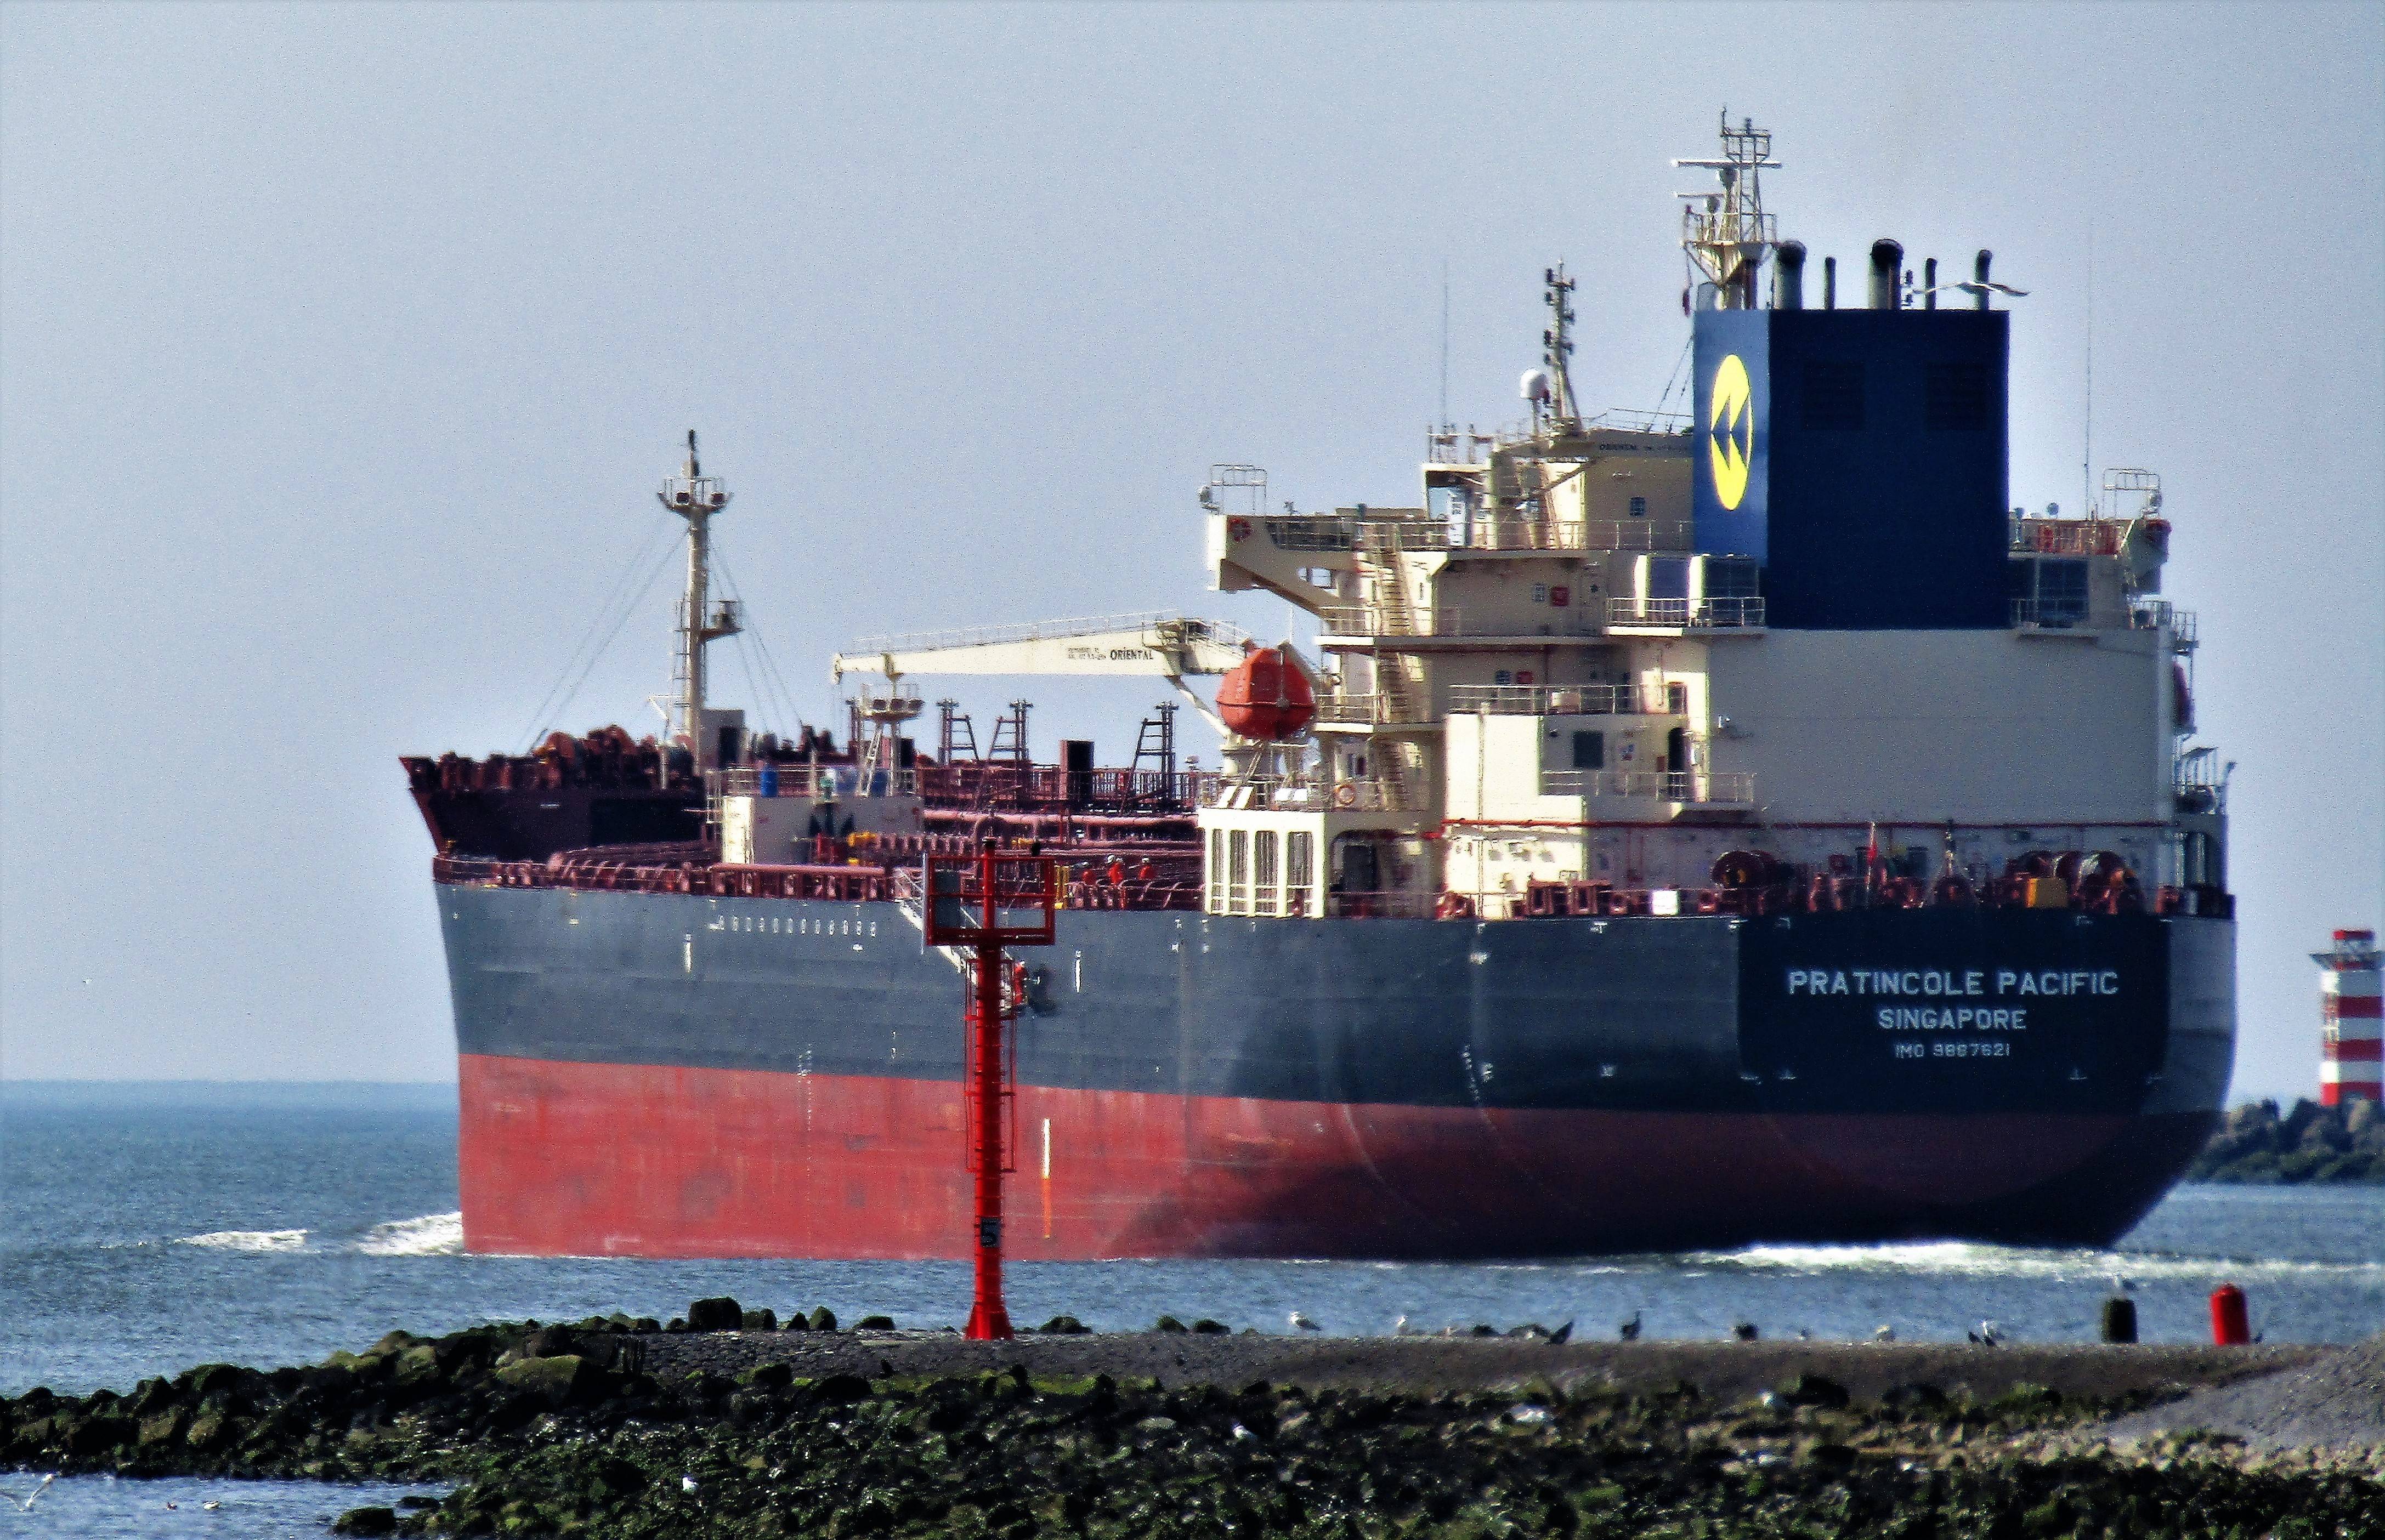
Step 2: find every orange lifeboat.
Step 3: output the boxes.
[1215,646,1316,740]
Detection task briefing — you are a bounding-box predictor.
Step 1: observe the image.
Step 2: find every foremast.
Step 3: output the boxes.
[658,430,743,770]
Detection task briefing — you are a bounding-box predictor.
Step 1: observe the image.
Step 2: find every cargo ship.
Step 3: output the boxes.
[405,118,2235,1259]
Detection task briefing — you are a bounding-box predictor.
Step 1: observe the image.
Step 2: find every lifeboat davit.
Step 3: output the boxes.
[1216,646,1316,740]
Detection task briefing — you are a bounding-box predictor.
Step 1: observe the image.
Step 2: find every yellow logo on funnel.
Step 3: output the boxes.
[1708,354,1753,510]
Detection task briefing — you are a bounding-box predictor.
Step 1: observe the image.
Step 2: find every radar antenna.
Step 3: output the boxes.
[1674,110,1781,310]
[656,429,742,769]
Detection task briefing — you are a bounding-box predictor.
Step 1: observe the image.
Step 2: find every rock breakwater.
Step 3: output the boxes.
[4,1302,2375,1537]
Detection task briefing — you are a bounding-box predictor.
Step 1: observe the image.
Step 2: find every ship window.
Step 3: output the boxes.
[1925,361,1990,430]
[1667,683,1689,715]
[1628,496,1647,518]
[1209,828,1226,912]
[1228,830,1251,916]
[1572,731,1605,770]
[1699,556,1760,598]
[2016,556,2089,625]
[1642,556,1691,600]
[1287,831,1315,917]
[1803,361,1864,429]
[1254,831,1279,917]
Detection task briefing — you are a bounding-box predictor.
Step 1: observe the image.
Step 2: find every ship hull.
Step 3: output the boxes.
[435,883,2233,1258]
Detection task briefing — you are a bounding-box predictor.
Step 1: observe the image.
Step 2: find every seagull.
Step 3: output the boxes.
[1393,1315,1421,1336]
[202,1501,221,1511]
[1617,1310,1642,1343]
[1797,1328,1812,1341]
[1732,1321,1759,1342]
[682,1475,699,1494]
[1289,1311,1321,1332]
[1546,1319,1573,1345]
[1874,1325,1896,1343]
[2110,1274,2136,1294]
[1968,1321,2002,1347]
[2,1475,54,1511]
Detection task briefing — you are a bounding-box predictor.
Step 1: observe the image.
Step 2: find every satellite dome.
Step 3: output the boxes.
[1521,368,1553,404]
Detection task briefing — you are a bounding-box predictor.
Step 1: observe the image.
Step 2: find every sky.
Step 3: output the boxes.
[2,2,2378,1104]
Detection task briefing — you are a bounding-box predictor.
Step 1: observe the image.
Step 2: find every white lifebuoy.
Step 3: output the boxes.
[1333,782,1358,808]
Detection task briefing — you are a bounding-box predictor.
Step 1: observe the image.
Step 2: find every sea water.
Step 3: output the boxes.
[3,1082,2379,1404]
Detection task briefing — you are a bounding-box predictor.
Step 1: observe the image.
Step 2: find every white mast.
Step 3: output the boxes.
[1674,110,1781,310]
[657,430,740,768]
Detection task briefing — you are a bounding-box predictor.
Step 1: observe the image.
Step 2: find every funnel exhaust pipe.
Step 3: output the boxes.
[1870,240,1902,309]
[1775,241,1806,310]
[1974,249,1994,310]
[1822,255,1837,310]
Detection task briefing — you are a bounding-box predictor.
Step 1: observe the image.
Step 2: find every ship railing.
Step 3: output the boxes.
[1355,518,1459,552]
[2174,745,2228,812]
[849,610,1250,657]
[1313,691,1432,726]
[1460,518,1694,554]
[1259,516,1358,553]
[2130,601,2197,649]
[712,764,920,798]
[1538,769,1756,804]
[1447,683,1673,717]
[2009,598,2091,629]
[1607,596,1765,629]
[1201,775,1418,812]
[2009,516,2131,557]
[1321,605,1468,638]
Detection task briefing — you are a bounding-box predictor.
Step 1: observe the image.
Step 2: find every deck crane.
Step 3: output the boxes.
[830,611,1271,736]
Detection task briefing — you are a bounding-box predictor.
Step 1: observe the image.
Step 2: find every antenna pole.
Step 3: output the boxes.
[2082,223,2094,520]
[1438,259,1451,427]
[1543,263,1578,425]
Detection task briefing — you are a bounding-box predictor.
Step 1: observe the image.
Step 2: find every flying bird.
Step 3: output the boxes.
[1617,1310,1642,1343]
[2,1475,54,1511]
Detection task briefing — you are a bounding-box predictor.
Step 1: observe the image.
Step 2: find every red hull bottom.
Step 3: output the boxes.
[457,1054,2210,1260]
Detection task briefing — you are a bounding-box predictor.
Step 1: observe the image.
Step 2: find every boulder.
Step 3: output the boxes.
[855,1315,895,1331]
[1039,1316,1089,1335]
[394,1345,443,1386]
[1774,1374,1850,1410]
[494,1354,599,1407]
[807,1306,839,1332]
[742,1308,779,1331]
[331,1505,399,1536]
[686,1297,744,1332]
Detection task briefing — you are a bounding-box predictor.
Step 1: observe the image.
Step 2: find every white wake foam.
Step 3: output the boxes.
[1679,1240,2381,1282]
[355,1212,464,1257]
[174,1229,307,1253]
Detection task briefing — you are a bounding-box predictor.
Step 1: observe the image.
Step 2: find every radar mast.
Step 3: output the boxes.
[1674,110,1781,310]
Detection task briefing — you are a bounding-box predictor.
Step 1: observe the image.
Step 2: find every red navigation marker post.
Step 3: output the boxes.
[924,845,1058,1341]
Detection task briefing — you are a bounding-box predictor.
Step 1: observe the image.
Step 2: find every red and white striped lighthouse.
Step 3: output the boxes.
[2314,929,2382,1106]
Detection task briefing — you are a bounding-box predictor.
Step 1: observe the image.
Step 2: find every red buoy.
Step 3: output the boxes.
[1216,646,1315,740]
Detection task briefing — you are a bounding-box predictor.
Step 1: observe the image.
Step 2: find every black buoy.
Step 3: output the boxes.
[2101,1297,2139,1344]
